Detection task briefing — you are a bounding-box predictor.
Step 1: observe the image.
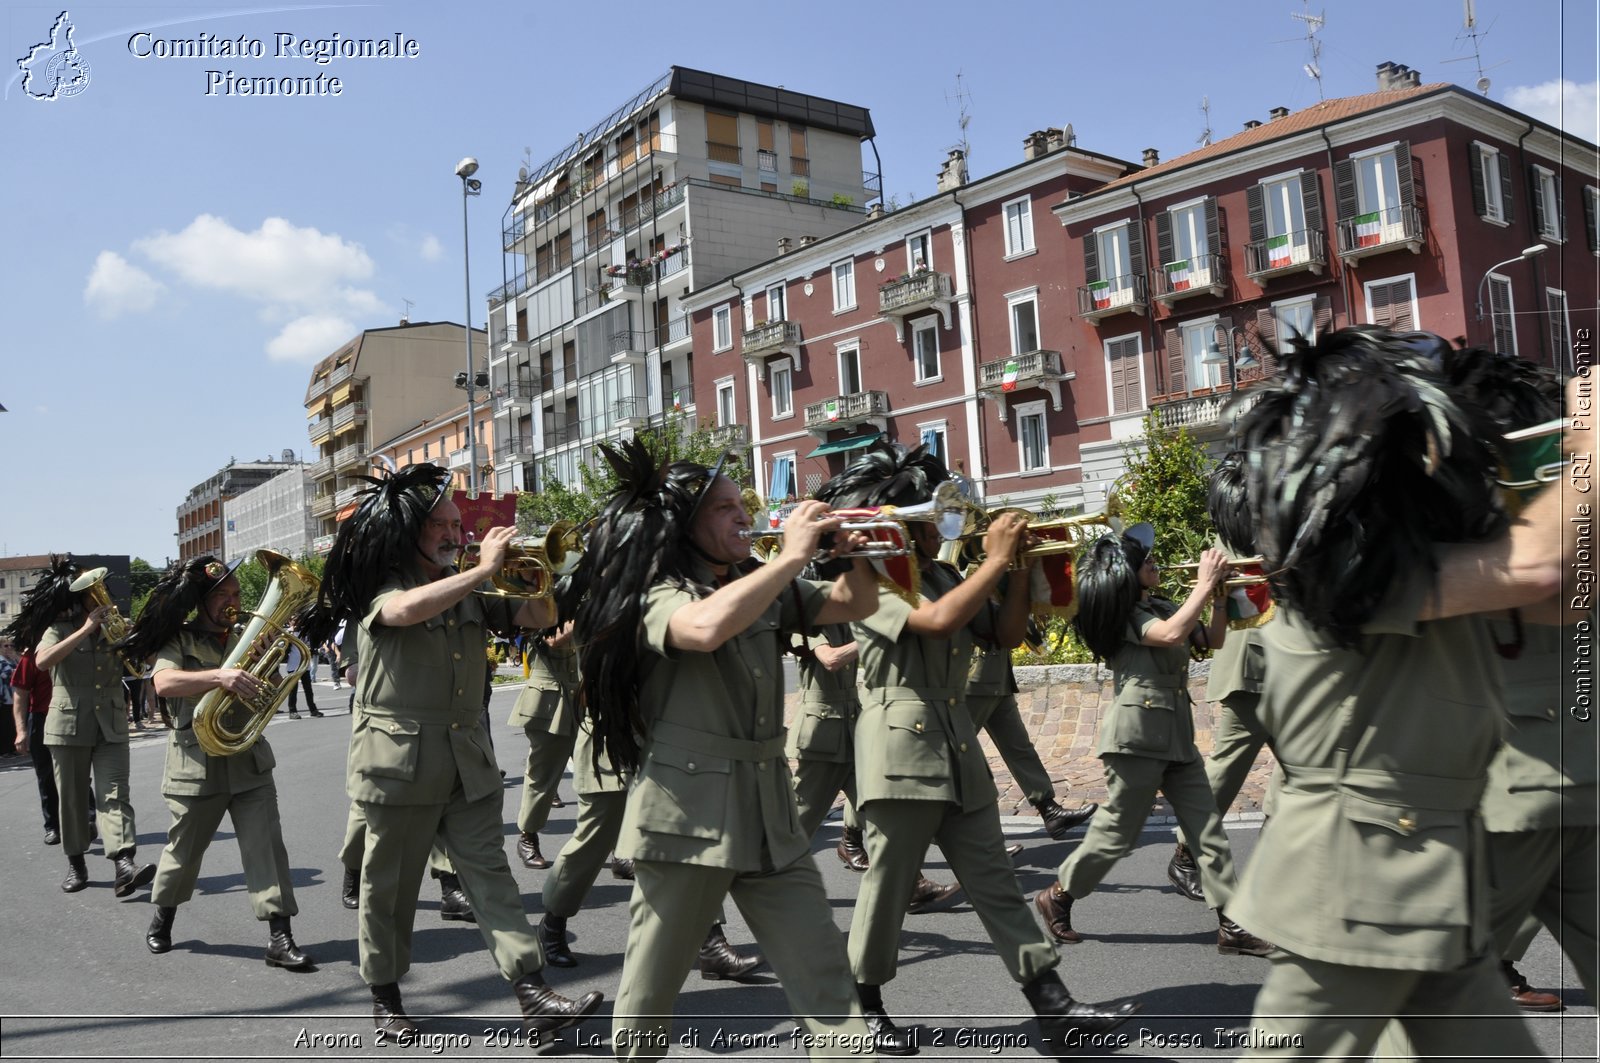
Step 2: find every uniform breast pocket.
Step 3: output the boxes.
[249,737,277,776]
[351,717,422,782]
[165,728,210,784]
[1110,681,1180,753]
[1332,793,1470,927]
[632,744,730,840]
[882,704,950,780]
[793,707,847,757]
[514,686,562,725]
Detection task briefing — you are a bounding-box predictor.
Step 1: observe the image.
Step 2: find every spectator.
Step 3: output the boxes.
[281,642,323,719]
[0,637,16,755]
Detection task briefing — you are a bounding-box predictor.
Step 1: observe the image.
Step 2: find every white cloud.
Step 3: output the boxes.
[83,251,165,316]
[419,235,443,261]
[127,215,388,361]
[1504,79,1599,141]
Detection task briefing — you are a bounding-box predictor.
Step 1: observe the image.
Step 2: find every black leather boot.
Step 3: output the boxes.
[341,867,359,910]
[265,914,313,969]
[538,914,577,968]
[61,854,89,893]
[1034,797,1098,840]
[697,924,764,981]
[1167,841,1204,901]
[517,831,550,870]
[835,825,869,871]
[906,875,963,915]
[1021,970,1140,1041]
[1217,912,1273,957]
[146,906,176,954]
[610,857,635,881]
[371,982,418,1037]
[438,872,475,923]
[513,972,603,1039]
[112,853,156,898]
[1033,883,1081,944]
[856,983,918,1056]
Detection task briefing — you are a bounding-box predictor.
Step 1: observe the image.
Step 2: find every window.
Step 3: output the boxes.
[766,283,786,321]
[1585,186,1599,252]
[1008,294,1040,355]
[1167,199,1210,265]
[1485,274,1516,356]
[715,380,736,426]
[1547,288,1572,370]
[422,443,430,460]
[706,110,740,164]
[1364,275,1418,331]
[1247,170,1324,273]
[1179,318,1226,390]
[1016,401,1049,472]
[1105,335,1144,416]
[771,361,793,417]
[1335,143,1414,251]
[832,259,856,311]
[1272,296,1317,354]
[1532,166,1565,242]
[1354,147,1403,218]
[911,318,941,382]
[768,453,796,503]
[1471,143,1510,223]
[838,345,863,394]
[906,230,933,271]
[1003,196,1035,256]
[712,306,732,351]
[1093,223,1136,295]
[918,423,948,462]
[1262,173,1307,241]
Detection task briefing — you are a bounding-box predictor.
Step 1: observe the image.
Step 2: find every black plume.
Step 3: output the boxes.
[1440,342,1561,433]
[119,557,219,663]
[1207,451,1256,556]
[1072,536,1141,662]
[815,442,948,509]
[2,554,80,652]
[1235,326,1506,645]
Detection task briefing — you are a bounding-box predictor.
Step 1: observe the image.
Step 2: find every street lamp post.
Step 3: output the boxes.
[456,156,483,495]
[1200,326,1260,391]
[1475,243,1548,349]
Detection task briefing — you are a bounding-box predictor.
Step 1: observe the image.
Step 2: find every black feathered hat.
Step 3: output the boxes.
[815,441,949,510]
[1072,534,1145,662]
[1234,325,1507,645]
[1439,341,1562,433]
[1,554,80,653]
[1207,452,1255,557]
[119,555,237,664]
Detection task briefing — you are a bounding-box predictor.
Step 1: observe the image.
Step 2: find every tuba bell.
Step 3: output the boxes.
[192,550,321,757]
[68,567,141,676]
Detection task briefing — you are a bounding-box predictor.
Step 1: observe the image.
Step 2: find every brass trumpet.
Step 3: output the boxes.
[465,522,583,601]
[952,509,1118,570]
[1171,556,1270,589]
[68,567,141,676]
[740,481,972,561]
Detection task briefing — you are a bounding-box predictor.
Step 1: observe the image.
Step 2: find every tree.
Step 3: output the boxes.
[129,558,162,618]
[234,553,325,614]
[1115,413,1217,598]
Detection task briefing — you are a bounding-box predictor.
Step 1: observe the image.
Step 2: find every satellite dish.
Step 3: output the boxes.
[518,166,528,181]
[1476,76,1491,94]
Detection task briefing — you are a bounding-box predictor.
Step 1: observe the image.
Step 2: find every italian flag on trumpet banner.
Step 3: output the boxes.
[1088,279,1112,310]
[1266,234,1292,268]
[1001,360,1020,392]
[1353,211,1384,248]
[1165,259,1191,291]
[1225,570,1276,630]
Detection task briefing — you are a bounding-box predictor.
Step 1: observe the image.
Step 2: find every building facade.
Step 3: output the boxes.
[222,466,315,561]
[485,66,879,494]
[177,458,301,562]
[368,397,499,496]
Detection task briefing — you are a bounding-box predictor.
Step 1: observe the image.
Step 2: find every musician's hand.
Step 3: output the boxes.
[473,525,517,577]
[1195,548,1228,593]
[777,501,840,566]
[814,641,859,671]
[82,605,112,634]
[829,528,871,559]
[215,668,268,702]
[546,621,575,648]
[982,511,1028,563]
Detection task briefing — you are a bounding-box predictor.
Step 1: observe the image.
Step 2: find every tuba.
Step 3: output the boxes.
[68,567,141,676]
[192,550,320,757]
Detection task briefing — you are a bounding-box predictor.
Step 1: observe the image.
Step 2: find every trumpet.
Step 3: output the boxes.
[952,509,1118,570]
[1166,555,1266,572]
[1172,556,1271,590]
[465,522,583,601]
[68,567,141,676]
[740,481,974,561]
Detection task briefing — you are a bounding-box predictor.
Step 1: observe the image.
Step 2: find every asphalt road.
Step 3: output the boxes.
[0,677,1591,1061]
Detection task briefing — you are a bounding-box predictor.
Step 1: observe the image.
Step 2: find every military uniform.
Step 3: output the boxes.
[148,625,295,918]
[1231,580,1541,1058]
[1201,623,1276,815]
[38,620,138,860]
[541,720,628,920]
[508,638,579,841]
[966,602,1055,804]
[1056,599,1239,907]
[349,566,543,988]
[848,569,1059,987]
[789,626,862,841]
[611,571,870,1060]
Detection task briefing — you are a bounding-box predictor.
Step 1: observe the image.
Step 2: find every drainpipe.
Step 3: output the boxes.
[1129,184,1160,394]
[1513,121,1549,366]
[1320,128,1356,329]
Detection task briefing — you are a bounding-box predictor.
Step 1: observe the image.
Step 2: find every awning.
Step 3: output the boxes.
[806,431,881,459]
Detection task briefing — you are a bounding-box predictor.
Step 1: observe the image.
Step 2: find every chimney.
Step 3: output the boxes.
[799,235,817,248]
[1269,105,1289,121]
[1376,61,1420,91]
[777,236,793,255]
[936,148,968,192]
[1243,119,1262,130]
[1023,130,1049,161]
[865,202,885,220]
[1142,147,1160,168]
[1046,126,1067,152]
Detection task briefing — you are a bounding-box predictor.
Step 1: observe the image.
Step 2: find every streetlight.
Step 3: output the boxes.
[1200,325,1260,391]
[1475,243,1548,342]
[456,156,483,494]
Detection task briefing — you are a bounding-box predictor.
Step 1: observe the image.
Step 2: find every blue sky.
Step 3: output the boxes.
[2,0,1595,564]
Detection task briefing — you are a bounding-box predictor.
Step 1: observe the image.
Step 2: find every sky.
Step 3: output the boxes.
[2,0,1596,565]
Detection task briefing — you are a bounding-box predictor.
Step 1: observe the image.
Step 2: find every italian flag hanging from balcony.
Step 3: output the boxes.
[826,399,840,422]
[1089,279,1112,310]
[1354,211,1383,248]
[1266,234,1292,267]
[1001,360,1020,392]
[1166,260,1191,291]
[672,390,683,412]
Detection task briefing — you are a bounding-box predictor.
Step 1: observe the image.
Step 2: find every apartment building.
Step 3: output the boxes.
[368,399,497,494]
[177,458,300,562]
[222,463,316,561]
[486,66,878,493]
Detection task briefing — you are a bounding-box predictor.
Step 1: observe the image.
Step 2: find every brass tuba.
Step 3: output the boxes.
[68,567,141,676]
[192,550,320,757]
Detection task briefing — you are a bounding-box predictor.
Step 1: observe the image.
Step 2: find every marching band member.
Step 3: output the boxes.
[511,623,579,871]
[298,463,600,1041]
[118,556,308,967]
[9,556,155,897]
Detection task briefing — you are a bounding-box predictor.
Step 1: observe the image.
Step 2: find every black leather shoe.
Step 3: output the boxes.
[1005,843,1025,859]
[538,914,577,968]
[113,855,156,897]
[309,708,325,718]
[513,973,603,1039]
[146,906,175,954]
[1167,841,1204,901]
[836,825,869,871]
[61,854,88,893]
[517,831,550,870]
[265,915,313,969]
[372,982,418,1037]
[1022,970,1140,1040]
[698,925,764,981]
[1217,912,1273,957]
[857,984,918,1056]
[1036,798,1098,840]
[341,867,359,910]
[43,828,60,846]
[438,873,475,923]
[610,857,635,881]
[1034,884,1080,944]
[906,876,962,915]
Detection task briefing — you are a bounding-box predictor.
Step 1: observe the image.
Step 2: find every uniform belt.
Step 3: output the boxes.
[650,720,786,762]
[1283,765,1485,811]
[863,686,963,704]
[1114,673,1186,691]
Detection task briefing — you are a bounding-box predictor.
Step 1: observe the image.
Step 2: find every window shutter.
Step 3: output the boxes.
[1301,170,1325,237]
[1108,340,1129,414]
[1204,197,1221,258]
[1127,220,1146,277]
[1255,308,1279,376]
[1556,174,1567,240]
[1585,188,1598,253]
[1164,326,1186,395]
[1392,281,1415,331]
[1155,212,1174,269]
[1314,293,1334,336]
[1395,142,1415,208]
[1468,144,1487,217]
[1333,158,1357,223]
[1246,185,1266,243]
[1498,156,1515,224]
[1530,165,1547,237]
[1368,281,1392,327]
[1083,235,1100,284]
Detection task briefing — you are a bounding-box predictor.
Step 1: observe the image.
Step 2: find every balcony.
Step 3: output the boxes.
[331,400,368,432]
[497,324,531,352]
[662,314,691,348]
[878,270,955,340]
[504,433,536,461]
[1152,388,1263,436]
[1077,275,1148,322]
[334,484,366,508]
[707,141,741,165]
[804,390,890,437]
[495,381,536,414]
[709,423,750,448]
[1152,253,1225,304]
[308,415,332,445]
[742,320,803,370]
[306,375,331,402]
[1245,228,1327,280]
[328,363,354,387]
[619,183,686,233]
[307,455,333,480]
[310,493,337,518]
[312,533,336,554]
[608,329,651,365]
[610,397,646,431]
[332,443,368,472]
[1335,204,1424,262]
[448,444,488,471]
[977,350,1075,423]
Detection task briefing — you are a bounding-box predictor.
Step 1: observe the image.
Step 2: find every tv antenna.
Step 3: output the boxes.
[1290,3,1326,100]
[1198,96,1213,146]
[1441,0,1504,95]
[401,297,414,323]
[945,70,972,160]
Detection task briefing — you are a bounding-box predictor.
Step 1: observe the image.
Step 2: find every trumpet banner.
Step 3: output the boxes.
[865,525,920,604]
[1028,524,1079,620]
[1226,563,1275,630]
[456,492,518,543]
